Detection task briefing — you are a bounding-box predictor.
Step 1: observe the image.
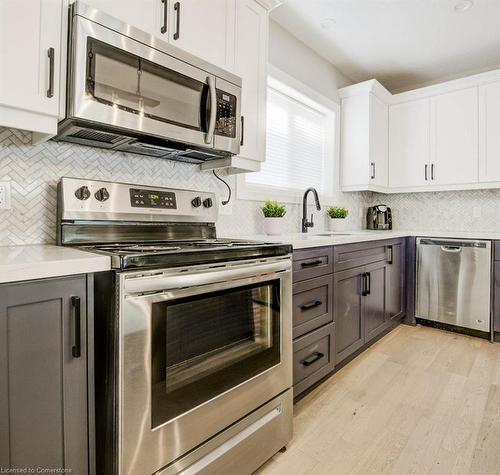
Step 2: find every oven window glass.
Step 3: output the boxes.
[151,279,281,427]
[87,39,208,131]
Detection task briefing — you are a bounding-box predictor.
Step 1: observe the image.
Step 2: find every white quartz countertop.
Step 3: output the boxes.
[0,245,111,284]
[222,230,500,250]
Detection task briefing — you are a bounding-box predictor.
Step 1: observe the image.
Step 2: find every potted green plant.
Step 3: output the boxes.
[326,206,348,231]
[261,200,286,235]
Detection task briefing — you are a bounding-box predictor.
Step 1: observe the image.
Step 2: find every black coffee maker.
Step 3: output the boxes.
[367,205,392,230]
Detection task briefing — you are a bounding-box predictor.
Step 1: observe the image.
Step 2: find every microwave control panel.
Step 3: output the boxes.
[129,188,177,209]
[215,90,237,138]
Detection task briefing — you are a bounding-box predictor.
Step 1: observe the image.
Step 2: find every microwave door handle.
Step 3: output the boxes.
[205,76,217,145]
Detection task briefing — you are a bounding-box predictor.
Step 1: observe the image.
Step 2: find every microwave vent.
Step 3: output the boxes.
[69,129,124,145]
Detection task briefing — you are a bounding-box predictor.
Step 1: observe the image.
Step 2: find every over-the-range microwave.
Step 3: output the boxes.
[55,2,242,163]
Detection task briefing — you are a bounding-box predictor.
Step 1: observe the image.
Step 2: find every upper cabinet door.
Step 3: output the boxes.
[479,81,500,183]
[369,94,388,187]
[389,99,430,188]
[0,0,62,127]
[82,0,162,38]
[430,87,478,185]
[234,0,268,162]
[169,0,235,71]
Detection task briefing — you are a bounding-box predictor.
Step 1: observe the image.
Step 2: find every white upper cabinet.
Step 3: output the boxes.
[479,81,500,183]
[234,0,268,163]
[389,99,430,188]
[430,87,478,185]
[339,80,390,191]
[81,0,161,38]
[168,0,235,71]
[0,0,63,135]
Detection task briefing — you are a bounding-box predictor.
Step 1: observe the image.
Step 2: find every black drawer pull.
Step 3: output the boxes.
[301,259,322,268]
[71,296,81,358]
[387,245,393,264]
[301,352,325,367]
[361,273,368,296]
[300,300,322,311]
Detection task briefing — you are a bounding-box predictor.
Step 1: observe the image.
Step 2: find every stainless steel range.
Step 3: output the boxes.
[57,177,293,475]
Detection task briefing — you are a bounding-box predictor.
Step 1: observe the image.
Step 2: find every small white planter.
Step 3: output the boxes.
[263,217,284,236]
[328,218,347,232]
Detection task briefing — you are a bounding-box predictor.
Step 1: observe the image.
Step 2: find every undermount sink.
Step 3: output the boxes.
[314,233,353,237]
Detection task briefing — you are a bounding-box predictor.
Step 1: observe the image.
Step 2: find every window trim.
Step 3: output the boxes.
[237,65,340,204]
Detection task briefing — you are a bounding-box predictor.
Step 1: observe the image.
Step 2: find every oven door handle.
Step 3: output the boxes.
[123,259,291,294]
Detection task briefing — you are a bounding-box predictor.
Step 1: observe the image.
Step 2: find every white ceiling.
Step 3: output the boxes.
[271,0,500,92]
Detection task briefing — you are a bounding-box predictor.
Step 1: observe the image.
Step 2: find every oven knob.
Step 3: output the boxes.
[191,196,202,208]
[75,186,91,201]
[95,187,110,202]
[203,198,213,208]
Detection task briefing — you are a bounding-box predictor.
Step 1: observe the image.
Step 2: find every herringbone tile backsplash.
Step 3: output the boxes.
[0,128,370,245]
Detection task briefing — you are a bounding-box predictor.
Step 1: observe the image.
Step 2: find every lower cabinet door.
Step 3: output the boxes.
[0,276,89,472]
[293,323,335,398]
[334,267,365,364]
[364,261,387,343]
[386,240,406,321]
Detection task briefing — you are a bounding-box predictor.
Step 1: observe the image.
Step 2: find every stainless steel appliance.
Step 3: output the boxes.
[416,237,491,333]
[55,2,242,163]
[367,204,392,230]
[57,177,293,475]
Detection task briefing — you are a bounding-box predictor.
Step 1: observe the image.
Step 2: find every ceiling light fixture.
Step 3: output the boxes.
[320,18,336,30]
[454,0,473,13]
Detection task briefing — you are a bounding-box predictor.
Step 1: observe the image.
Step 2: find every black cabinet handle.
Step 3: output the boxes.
[46,47,55,98]
[71,296,81,358]
[301,259,322,268]
[425,164,428,181]
[431,163,435,180]
[160,0,168,34]
[301,352,324,367]
[299,300,322,311]
[387,245,393,264]
[361,273,368,296]
[366,272,371,295]
[173,2,180,40]
[240,115,245,146]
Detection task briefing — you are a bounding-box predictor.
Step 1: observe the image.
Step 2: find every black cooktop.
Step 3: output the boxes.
[80,238,292,270]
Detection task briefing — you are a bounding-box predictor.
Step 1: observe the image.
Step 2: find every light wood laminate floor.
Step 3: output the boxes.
[257,324,500,475]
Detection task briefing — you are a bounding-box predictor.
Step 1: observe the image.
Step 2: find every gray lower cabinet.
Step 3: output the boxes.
[386,240,406,321]
[0,275,90,473]
[334,238,407,365]
[333,267,365,363]
[363,261,387,342]
[293,323,335,396]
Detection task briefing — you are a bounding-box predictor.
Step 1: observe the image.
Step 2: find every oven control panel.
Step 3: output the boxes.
[59,177,218,223]
[130,189,177,209]
[215,90,237,138]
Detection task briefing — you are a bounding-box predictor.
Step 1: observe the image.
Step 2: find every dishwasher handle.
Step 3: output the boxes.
[441,245,462,253]
[418,238,489,249]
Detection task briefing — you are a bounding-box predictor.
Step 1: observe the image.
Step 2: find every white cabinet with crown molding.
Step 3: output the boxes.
[339,80,390,192]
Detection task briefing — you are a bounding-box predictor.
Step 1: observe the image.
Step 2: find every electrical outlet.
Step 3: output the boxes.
[0,181,11,210]
[473,206,481,218]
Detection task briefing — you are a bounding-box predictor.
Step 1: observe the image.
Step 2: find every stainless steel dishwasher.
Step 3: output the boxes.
[416,238,491,333]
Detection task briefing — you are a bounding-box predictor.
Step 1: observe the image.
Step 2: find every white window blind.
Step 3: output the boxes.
[245,77,335,197]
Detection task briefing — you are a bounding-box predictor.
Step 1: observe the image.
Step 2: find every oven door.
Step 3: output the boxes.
[69,13,217,149]
[118,257,292,475]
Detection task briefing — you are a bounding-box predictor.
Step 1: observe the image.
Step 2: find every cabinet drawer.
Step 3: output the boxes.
[293,275,333,338]
[334,240,389,272]
[293,247,333,282]
[293,323,335,397]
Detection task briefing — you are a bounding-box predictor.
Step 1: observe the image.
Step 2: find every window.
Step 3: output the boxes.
[238,68,338,203]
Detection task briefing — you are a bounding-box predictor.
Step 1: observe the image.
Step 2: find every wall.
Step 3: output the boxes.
[0,128,369,245]
[372,189,500,232]
[268,19,352,101]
